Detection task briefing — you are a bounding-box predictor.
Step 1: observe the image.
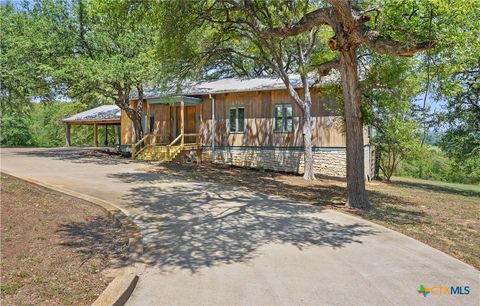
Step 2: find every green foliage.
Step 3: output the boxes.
[396,146,480,184]
[373,111,422,182]
[359,52,423,182]
[436,66,480,176]
[56,0,159,102]
[0,0,77,110]
[427,0,480,182]
[0,101,117,148]
[154,1,337,82]
[29,102,90,147]
[0,113,33,146]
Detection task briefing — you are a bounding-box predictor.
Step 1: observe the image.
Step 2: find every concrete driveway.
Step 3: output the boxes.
[1,147,478,306]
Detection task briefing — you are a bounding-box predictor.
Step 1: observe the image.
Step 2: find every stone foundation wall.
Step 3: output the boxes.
[202,147,347,177]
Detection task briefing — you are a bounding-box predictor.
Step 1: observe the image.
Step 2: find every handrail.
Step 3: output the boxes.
[169,133,183,146]
[132,133,200,160]
[131,134,150,159]
[165,134,184,160]
[133,134,149,148]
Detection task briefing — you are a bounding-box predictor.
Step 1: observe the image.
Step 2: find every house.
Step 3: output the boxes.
[120,76,375,179]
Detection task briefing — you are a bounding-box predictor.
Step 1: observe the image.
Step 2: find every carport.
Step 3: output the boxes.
[62,105,121,147]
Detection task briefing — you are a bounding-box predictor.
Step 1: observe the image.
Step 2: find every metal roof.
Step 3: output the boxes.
[62,105,120,123]
[138,74,338,99]
[181,74,324,96]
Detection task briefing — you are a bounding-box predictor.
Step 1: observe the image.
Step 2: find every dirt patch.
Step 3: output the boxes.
[0,174,129,306]
[149,162,480,270]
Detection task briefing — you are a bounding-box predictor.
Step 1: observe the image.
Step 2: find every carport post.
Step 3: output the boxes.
[64,123,71,147]
[114,125,120,145]
[180,99,185,145]
[104,125,108,146]
[93,123,98,147]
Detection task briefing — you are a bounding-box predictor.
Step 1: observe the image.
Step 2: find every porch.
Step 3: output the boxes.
[130,96,202,161]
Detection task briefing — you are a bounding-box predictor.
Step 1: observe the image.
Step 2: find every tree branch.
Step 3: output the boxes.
[312,59,340,77]
[363,31,436,57]
[226,0,333,36]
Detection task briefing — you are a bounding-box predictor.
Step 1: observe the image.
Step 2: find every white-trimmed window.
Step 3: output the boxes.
[274,104,293,132]
[229,107,245,133]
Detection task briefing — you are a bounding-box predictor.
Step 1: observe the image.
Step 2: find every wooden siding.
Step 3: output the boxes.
[198,89,348,148]
[120,89,368,147]
[121,101,171,145]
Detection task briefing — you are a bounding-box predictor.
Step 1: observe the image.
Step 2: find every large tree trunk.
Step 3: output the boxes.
[339,48,371,209]
[132,116,144,142]
[303,100,316,180]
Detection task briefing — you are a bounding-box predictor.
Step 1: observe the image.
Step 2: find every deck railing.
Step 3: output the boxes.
[131,134,149,159]
[183,133,199,145]
[132,133,200,160]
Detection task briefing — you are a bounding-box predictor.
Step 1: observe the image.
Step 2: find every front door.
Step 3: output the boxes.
[170,105,196,141]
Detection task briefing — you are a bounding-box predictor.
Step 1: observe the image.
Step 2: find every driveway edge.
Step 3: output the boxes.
[1,170,143,306]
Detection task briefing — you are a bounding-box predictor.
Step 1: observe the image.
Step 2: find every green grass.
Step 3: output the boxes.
[1,282,23,296]
[392,176,480,197]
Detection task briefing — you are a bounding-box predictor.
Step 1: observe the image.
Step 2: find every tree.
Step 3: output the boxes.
[428,1,480,183]
[360,53,424,181]
[157,0,436,208]
[373,107,422,182]
[29,101,96,147]
[438,66,480,179]
[0,1,74,112]
[1,0,160,143]
[58,0,159,142]
[0,113,32,146]
[157,1,340,180]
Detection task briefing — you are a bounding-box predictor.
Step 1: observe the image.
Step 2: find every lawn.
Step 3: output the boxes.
[0,174,128,306]
[148,162,480,270]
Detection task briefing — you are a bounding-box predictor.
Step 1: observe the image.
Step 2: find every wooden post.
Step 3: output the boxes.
[180,100,185,145]
[104,125,108,146]
[172,104,177,140]
[93,123,98,147]
[210,94,215,160]
[64,124,71,147]
[199,104,202,145]
[146,100,150,136]
[114,125,120,145]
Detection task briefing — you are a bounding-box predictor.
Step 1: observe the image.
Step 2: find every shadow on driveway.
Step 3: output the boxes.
[109,171,378,273]
[12,147,136,166]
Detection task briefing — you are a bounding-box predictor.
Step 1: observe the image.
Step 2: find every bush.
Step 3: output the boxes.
[395,146,480,184]
[0,114,33,146]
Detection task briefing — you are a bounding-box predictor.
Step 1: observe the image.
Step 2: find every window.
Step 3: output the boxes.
[149,112,155,133]
[229,107,245,133]
[274,104,293,132]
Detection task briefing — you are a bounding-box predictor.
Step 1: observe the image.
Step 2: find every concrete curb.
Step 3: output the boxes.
[0,170,143,306]
[92,270,139,306]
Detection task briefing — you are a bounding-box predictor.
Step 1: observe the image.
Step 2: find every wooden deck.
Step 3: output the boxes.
[132,133,200,161]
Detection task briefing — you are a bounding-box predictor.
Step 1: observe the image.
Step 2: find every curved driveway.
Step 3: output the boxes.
[1,147,478,306]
